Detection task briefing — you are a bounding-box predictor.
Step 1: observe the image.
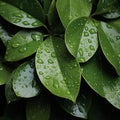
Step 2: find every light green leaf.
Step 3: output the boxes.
[98,22,120,76]
[35,37,81,102]
[5,30,43,61]
[0,1,44,28]
[26,95,51,120]
[65,17,98,63]
[12,60,42,98]
[56,0,92,28]
[0,62,11,85]
[82,53,120,109]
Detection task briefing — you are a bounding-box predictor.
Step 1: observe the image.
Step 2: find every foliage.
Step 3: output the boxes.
[0,0,120,119]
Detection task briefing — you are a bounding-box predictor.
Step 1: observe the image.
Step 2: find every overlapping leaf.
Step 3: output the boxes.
[36,37,81,102]
[0,1,44,28]
[98,22,120,76]
[12,60,42,98]
[82,53,120,109]
[65,17,98,63]
[56,0,92,28]
[5,30,43,61]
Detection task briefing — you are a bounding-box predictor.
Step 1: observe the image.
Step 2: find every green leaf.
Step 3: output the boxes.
[82,53,120,109]
[35,36,81,102]
[12,60,42,98]
[5,73,20,104]
[58,87,92,119]
[65,17,98,63]
[56,0,92,28]
[0,1,44,28]
[0,62,11,85]
[26,95,51,120]
[98,22,120,76]
[5,30,43,61]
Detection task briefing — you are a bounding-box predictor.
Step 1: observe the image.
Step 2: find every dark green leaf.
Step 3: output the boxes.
[98,22,120,76]
[82,53,120,109]
[26,95,51,120]
[36,36,81,102]
[56,0,92,28]
[5,30,43,61]
[65,17,98,63]
[0,1,44,28]
[0,62,11,85]
[12,60,42,98]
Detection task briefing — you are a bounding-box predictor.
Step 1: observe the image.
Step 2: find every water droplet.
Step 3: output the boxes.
[79,57,85,62]
[67,91,70,95]
[32,21,40,26]
[36,54,40,58]
[51,52,56,58]
[45,48,50,53]
[39,71,43,75]
[53,83,59,89]
[45,76,50,79]
[79,48,83,56]
[89,45,95,50]
[27,14,33,18]
[22,21,30,25]
[74,64,77,67]
[88,52,92,57]
[45,82,49,86]
[85,26,88,31]
[116,36,120,41]
[89,28,96,34]
[0,67,3,71]
[13,18,21,23]
[14,13,23,18]
[12,43,20,48]
[37,59,44,64]
[84,32,89,37]
[88,39,92,43]
[106,24,112,29]
[31,34,41,41]
[19,47,27,53]
[48,59,54,64]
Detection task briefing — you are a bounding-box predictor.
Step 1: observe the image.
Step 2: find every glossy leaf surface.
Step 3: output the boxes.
[36,37,81,102]
[56,0,92,28]
[5,30,43,61]
[0,62,11,85]
[65,17,98,63]
[13,60,42,98]
[98,22,120,76]
[26,95,51,120]
[0,1,43,28]
[82,53,120,109]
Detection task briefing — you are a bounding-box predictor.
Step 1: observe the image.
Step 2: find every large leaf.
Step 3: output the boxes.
[82,53,120,109]
[0,1,44,28]
[12,60,42,98]
[56,0,92,28]
[58,87,92,119]
[26,95,51,120]
[98,22,120,76]
[5,30,43,61]
[35,37,81,102]
[65,17,98,63]
[0,62,11,85]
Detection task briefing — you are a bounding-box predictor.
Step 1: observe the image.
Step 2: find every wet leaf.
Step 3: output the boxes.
[98,22,120,76]
[35,37,81,102]
[5,30,43,61]
[56,0,92,28]
[0,62,11,85]
[0,1,44,28]
[65,17,98,63]
[12,60,42,98]
[26,95,51,120]
[82,53,120,109]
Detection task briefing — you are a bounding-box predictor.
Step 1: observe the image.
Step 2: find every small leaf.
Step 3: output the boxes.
[35,37,81,102]
[58,87,92,119]
[26,95,51,120]
[82,53,120,109]
[0,62,11,85]
[98,22,120,76]
[5,30,43,61]
[65,17,98,63]
[56,0,92,28]
[0,1,44,28]
[12,60,42,98]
